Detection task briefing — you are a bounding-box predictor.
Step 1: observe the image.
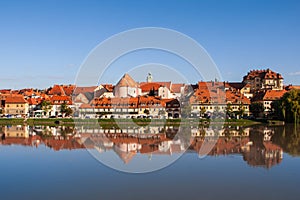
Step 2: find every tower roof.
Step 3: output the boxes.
[116,73,138,87]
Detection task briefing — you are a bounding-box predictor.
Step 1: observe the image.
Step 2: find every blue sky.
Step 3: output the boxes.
[0,0,299,89]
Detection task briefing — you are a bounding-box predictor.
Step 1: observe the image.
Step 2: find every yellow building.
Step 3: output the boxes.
[3,125,29,138]
[2,94,29,117]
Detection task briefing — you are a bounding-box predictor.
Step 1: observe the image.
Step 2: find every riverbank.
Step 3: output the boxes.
[0,118,263,127]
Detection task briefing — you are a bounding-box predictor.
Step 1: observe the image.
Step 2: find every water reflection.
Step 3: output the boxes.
[0,124,297,169]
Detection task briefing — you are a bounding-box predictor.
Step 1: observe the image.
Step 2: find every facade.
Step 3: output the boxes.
[243,69,284,91]
[164,99,181,118]
[252,90,287,116]
[0,94,29,117]
[190,81,227,117]
[114,74,141,98]
[47,95,73,117]
[190,81,250,118]
[225,82,253,99]
[79,96,167,119]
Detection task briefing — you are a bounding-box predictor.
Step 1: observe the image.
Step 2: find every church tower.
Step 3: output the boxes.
[146,72,153,83]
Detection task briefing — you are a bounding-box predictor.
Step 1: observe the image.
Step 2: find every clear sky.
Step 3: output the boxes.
[0,0,300,89]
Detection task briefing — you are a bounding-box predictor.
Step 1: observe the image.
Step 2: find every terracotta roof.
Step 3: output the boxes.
[4,95,27,104]
[47,85,66,96]
[263,141,282,151]
[86,96,167,109]
[171,83,184,93]
[113,147,137,164]
[226,90,251,104]
[47,84,75,96]
[140,83,161,92]
[27,98,39,105]
[73,86,97,95]
[79,103,93,109]
[190,82,226,104]
[102,84,114,92]
[140,81,172,90]
[138,96,165,108]
[116,74,138,87]
[263,90,287,101]
[285,85,300,90]
[0,89,12,94]
[243,69,283,81]
[62,85,75,96]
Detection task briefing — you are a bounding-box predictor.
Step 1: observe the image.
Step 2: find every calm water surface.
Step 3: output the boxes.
[0,125,300,200]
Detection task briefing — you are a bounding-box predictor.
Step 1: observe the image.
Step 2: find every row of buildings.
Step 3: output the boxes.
[0,69,299,119]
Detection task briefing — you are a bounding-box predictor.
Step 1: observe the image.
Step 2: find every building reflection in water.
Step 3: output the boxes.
[0,125,285,168]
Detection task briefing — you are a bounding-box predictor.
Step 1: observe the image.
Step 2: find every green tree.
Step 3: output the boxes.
[226,103,233,117]
[158,109,166,116]
[238,103,245,117]
[200,106,206,117]
[181,104,191,118]
[143,109,150,115]
[61,103,73,117]
[280,89,300,124]
[250,102,264,118]
[41,100,52,116]
[270,100,282,119]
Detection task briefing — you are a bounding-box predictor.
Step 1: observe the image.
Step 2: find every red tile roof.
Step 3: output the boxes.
[140,83,161,92]
[171,83,184,93]
[140,82,172,90]
[4,95,27,104]
[102,84,114,92]
[116,74,138,87]
[47,84,75,96]
[190,82,226,104]
[263,90,287,101]
[73,86,97,95]
[243,69,283,81]
[27,98,39,105]
[226,90,251,104]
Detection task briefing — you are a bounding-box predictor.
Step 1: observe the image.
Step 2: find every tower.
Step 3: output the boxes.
[146,72,153,83]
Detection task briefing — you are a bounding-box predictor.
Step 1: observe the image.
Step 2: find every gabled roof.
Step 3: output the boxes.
[73,86,97,95]
[47,85,66,96]
[47,84,75,96]
[62,85,75,96]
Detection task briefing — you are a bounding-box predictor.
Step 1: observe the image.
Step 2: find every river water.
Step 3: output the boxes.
[0,124,299,200]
